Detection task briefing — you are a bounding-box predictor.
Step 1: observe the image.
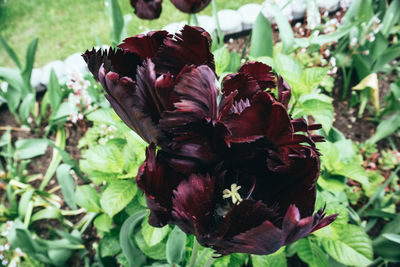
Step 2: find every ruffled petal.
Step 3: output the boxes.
[154,25,215,75]
[119,30,170,59]
[137,145,184,227]
[238,61,275,89]
[130,0,163,20]
[222,73,260,101]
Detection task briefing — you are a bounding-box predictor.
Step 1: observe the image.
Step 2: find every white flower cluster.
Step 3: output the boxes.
[66,70,93,123]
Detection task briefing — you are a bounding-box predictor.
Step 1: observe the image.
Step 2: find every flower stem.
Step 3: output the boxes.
[192,13,199,26]
[212,0,223,46]
[204,255,216,267]
[188,14,192,25]
[189,238,200,267]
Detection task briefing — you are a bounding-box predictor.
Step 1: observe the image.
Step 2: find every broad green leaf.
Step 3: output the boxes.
[2,84,22,114]
[0,35,21,69]
[74,185,101,213]
[373,213,400,262]
[383,234,400,245]
[141,218,169,246]
[270,3,294,54]
[321,225,373,266]
[50,102,75,123]
[367,112,400,144]
[19,92,35,123]
[94,213,112,233]
[100,180,137,217]
[135,231,167,260]
[81,143,125,174]
[18,189,34,219]
[120,210,147,267]
[226,51,241,73]
[86,108,120,125]
[15,138,48,159]
[109,0,124,46]
[47,69,62,112]
[250,12,273,57]
[56,164,77,210]
[0,67,24,91]
[373,43,400,72]
[251,247,287,267]
[166,226,186,265]
[297,238,329,267]
[31,207,62,222]
[21,38,38,92]
[274,53,302,86]
[100,234,121,257]
[214,46,230,76]
[380,0,400,37]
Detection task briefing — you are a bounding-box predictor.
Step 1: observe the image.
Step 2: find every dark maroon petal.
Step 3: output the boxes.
[224,92,292,144]
[282,205,314,244]
[218,200,278,239]
[222,73,260,101]
[83,48,141,81]
[238,61,275,89]
[172,173,217,239]
[130,0,162,20]
[154,25,215,75]
[100,66,161,144]
[311,208,338,232]
[137,145,184,227]
[277,76,291,108]
[263,147,320,217]
[216,221,283,255]
[119,31,170,59]
[170,0,211,13]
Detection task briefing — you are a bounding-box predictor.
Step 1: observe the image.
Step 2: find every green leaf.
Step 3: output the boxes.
[50,102,75,123]
[141,219,169,246]
[373,43,400,73]
[226,51,241,73]
[56,164,77,210]
[109,0,124,46]
[251,247,287,267]
[321,225,373,266]
[0,35,21,69]
[135,230,167,260]
[214,46,231,76]
[367,112,400,144]
[86,108,120,125]
[21,38,39,92]
[0,67,24,92]
[120,210,147,267]
[100,234,121,257]
[166,226,186,265]
[297,238,329,267]
[18,189,34,219]
[100,180,137,217]
[19,93,35,123]
[373,213,400,262]
[270,3,294,54]
[380,0,400,37]
[273,53,302,86]
[94,213,112,233]
[82,143,125,174]
[15,138,48,159]
[383,234,400,245]
[250,12,273,57]
[47,69,62,112]
[74,185,101,213]
[31,207,62,222]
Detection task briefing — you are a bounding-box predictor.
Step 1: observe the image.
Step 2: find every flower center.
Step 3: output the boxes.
[222,183,243,204]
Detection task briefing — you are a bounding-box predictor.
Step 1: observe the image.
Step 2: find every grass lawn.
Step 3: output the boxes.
[0,0,263,68]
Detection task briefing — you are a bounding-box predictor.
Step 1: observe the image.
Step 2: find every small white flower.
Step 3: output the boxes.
[350,37,358,47]
[324,49,331,57]
[1,260,8,266]
[0,254,3,260]
[329,57,336,66]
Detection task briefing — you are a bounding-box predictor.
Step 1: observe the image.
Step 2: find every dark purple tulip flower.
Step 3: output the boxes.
[83,25,336,256]
[170,0,211,13]
[130,0,163,19]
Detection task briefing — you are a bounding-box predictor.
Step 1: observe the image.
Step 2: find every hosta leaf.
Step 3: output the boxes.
[251,247,287,267]
[74,185,101,213]
[297,238,328,267]
[321,225,373,266]
[141,218,169,246]
[100,180,137,217]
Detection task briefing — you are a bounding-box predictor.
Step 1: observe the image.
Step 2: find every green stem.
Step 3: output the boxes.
[189,238,200,267]
[192,13,199,26]
[188,14,192,25]
[212,0,223,46]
